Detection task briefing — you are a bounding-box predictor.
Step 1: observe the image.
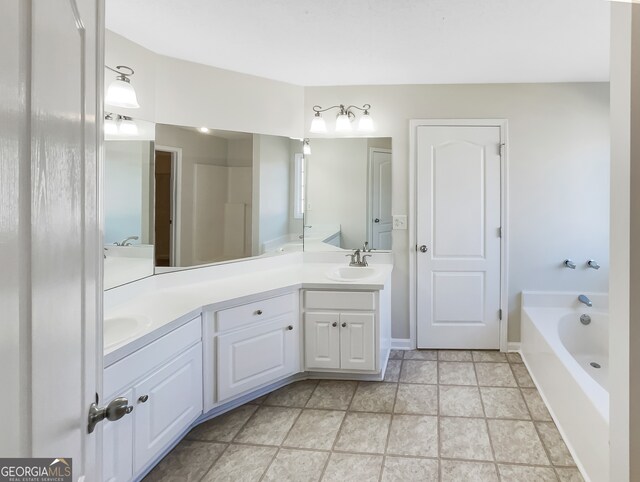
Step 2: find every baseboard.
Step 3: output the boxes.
[507,342,521,352]
[391,338,413,349]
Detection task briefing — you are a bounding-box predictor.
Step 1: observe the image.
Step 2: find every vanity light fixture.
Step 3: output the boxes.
[104,113,138,136]
[105,65,140,109]
[303,139,311,155]
[309,104,374,133]
[198,127,210,134]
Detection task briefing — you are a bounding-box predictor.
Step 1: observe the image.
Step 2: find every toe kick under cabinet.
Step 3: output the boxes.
[303,288,391,374]
[203,290,301,411]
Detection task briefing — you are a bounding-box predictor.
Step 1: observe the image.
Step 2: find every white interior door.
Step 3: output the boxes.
[369,148,392,249]
[0,0,102,478]
[416,125,502,349]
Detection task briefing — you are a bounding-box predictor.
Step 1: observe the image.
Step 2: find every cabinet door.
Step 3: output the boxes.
[304,312,340,370]
[133,344,203,473]
[102,389,133,482]
[340,312,376,371]
[217,314,298,401]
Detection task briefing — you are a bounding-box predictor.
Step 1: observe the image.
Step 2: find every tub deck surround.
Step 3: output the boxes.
[104,251,393,365]
[521,291,609,482]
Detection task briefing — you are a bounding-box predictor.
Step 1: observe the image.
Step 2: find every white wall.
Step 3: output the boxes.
[105,30,305,138]
[254,134,292,251]
[104,140,153,245]
[306,138,369,248]
[305,83,610,340]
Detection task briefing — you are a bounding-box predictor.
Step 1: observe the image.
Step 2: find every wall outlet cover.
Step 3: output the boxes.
[393,215,407,230]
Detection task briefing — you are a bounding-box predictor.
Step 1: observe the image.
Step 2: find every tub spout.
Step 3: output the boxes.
[578,294,592,307]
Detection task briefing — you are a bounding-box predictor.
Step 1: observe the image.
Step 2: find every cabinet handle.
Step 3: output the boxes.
[332,322,337,327]
[341,322,347,328]
[256,310,263,315]
[138,395,149,403]
[287,325,294,331]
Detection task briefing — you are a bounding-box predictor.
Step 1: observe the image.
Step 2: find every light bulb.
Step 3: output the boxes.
[198,127,210,133]
[106,77,140,109]
[335,113,352,132]
[303,140,311,155]
[309,115,327,134]
[358,113,374,132]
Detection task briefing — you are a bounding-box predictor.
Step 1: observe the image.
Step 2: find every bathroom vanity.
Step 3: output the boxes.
[102,252,392,481]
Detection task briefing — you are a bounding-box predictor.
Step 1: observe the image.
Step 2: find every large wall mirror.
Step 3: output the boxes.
[104,119,305,289]
[303,137,392,251]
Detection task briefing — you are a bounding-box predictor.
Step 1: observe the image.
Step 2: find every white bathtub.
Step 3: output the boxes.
[520,291,609,482]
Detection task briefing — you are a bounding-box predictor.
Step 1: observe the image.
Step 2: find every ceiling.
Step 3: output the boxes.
[105,0,610,86]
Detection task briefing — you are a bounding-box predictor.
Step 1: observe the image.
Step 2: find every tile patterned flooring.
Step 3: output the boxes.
[144,350,585,482]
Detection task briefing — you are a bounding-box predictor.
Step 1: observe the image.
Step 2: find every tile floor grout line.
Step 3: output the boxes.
[473,359,501,481]
[258,446,281,482]
[436,354,443,482]
[378,374,401,482]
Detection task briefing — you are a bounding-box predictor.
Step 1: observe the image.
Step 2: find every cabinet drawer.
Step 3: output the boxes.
[305,290,376,311]
[104,317,201,399]
[216,292,296,332]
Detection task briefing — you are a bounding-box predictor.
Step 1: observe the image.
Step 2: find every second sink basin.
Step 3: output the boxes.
[104,314,151,349]
[326,266,378,282]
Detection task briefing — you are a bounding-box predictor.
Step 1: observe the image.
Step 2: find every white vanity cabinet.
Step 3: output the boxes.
[303,289,390,373]
[102,317,203,481]
[204,291,300,409]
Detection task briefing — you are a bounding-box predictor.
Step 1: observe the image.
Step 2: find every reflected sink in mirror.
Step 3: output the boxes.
[326,266,379,282]
[104,315,151,349]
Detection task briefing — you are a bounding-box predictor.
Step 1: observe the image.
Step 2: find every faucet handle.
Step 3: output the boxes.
[362,254,372,266]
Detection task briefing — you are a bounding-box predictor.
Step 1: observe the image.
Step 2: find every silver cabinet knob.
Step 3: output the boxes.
[256,310,263,315]
[587,260,600,270]
[138,394,149,403]
[419,245,428,253]
[332,322,337,327]
[341,322,347,328]
[287,325,294,330]
[374,218,380,223]
[564,259,576,269]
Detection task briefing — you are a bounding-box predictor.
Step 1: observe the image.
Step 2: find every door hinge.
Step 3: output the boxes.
[498,309,503,321]
[499,143,505,156]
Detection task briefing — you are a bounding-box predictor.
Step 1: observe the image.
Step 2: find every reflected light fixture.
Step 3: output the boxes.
[303,139,311,155]
[309,104,374,134]
[105,65,140,109]
[198,127,210,133]
[104,113,138,136]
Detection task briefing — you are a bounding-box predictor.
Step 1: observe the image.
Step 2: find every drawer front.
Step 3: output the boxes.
[305,290,376,311]
[133,343,203,473]
[216,292,296,332]
[104,317,201,399]
[217,314,299,401]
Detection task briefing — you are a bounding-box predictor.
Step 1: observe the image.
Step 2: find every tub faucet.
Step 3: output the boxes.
[115,236,139,246]
[578,294,592,307]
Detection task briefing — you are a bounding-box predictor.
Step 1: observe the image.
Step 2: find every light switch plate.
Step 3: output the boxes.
[393,215,407,230]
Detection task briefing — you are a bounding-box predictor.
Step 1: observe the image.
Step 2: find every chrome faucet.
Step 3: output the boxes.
[346,249,372,267]
[114,236,139,246]
[563,259,576,269]
[578,294,593,307]
[587,260,600,270]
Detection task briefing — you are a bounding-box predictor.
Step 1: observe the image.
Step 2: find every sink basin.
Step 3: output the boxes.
[326,266,378,282]
[104,315,150,349]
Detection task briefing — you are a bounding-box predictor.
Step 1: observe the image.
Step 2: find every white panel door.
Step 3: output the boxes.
[134,344,203,473]
[102,389,133,482]
[217,315,298,400]
[340,313,376,370]
[369,148,393,249]
[304,312,340,370]
[416,125,502,349]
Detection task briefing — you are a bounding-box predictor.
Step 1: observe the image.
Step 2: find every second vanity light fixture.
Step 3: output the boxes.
[105,113,138,136]
[105,65,140,109]
[310,104,374,133]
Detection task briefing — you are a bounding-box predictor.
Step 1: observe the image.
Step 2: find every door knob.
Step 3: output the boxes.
[374,218,380,223]
[88,396,133,433]
[419,245,428,253]
[332,322,337,327]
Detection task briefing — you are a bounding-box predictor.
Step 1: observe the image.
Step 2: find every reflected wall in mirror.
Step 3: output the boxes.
[304,137,392,251]
[104,120,304,289]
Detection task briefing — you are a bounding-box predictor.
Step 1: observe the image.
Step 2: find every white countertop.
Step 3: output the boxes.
[104,253,393,366]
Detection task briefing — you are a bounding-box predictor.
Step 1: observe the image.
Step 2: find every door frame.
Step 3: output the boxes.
[155,145,182,266]
[408,119,510,352]
[367,147,392,249]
